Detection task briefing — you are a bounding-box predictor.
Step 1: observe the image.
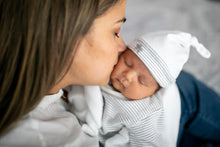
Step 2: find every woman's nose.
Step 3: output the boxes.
[117,36,126,53]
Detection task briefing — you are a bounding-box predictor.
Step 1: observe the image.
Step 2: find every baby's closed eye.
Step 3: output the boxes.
[138,76,147,86]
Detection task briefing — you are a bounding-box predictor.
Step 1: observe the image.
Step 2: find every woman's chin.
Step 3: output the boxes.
[99,80,109,86]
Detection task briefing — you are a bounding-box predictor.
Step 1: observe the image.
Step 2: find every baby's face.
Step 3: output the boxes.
[111,49,160,100]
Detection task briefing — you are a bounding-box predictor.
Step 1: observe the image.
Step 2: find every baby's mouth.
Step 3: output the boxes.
[116,79,124,89]
[111,78,124,92]
[119,78,129,88]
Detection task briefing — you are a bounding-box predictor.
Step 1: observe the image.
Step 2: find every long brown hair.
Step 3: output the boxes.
[0,0,119,136]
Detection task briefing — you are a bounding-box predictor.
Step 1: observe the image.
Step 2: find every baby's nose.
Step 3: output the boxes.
[125,70,137,82]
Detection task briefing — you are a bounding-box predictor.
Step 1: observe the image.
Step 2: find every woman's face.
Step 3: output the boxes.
[66,0,127,86]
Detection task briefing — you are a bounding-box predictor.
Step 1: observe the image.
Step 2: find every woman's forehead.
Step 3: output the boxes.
[95,0,126,25]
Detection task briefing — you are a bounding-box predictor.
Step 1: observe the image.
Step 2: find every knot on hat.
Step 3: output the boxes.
[128,30,211,87]
[167,33,211,58]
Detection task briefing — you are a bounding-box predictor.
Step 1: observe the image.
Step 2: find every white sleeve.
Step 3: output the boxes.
[66,85,103,137]
[0,91,99,147]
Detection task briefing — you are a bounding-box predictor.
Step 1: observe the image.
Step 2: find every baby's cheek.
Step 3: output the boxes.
[124,86,145,100]
[123,89,136,100]
[111,67,120,78]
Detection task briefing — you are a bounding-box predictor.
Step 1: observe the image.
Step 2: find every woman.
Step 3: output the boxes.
[0,0,126,146]
[1,0,219,147]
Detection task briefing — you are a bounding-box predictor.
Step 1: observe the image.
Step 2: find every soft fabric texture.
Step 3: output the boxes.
[100,83,181,147]
[176,71,220,146]
[0,89,99,147]
[66,85,103,137]
[129,31,211,87]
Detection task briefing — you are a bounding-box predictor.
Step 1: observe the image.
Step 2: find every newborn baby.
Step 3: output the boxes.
[99,30,211,147]
[111,48,160,100]
[66,30,211,147]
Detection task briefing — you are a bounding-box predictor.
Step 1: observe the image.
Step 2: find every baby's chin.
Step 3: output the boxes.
[123,92,147,100]
[120,90,149,100]
[112,81,146,100]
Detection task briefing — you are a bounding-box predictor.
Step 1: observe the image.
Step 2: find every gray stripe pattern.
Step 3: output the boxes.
[128,39,175,87]
[99,87,164,147]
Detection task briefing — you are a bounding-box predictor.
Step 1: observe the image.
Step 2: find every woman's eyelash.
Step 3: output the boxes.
[115,33,120,38]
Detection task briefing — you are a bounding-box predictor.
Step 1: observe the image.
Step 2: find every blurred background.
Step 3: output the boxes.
[121,0,220,95]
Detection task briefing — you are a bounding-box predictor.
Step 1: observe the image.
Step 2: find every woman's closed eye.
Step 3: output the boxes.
[114,18,126,38]
[115,32,120,38]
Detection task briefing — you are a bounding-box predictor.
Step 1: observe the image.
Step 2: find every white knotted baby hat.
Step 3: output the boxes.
[128,31,211,87]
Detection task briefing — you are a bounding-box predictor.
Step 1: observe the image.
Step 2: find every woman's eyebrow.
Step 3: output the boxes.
[115,17,127,23]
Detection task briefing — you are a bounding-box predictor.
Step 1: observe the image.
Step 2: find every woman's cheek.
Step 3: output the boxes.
[94,61,112,85]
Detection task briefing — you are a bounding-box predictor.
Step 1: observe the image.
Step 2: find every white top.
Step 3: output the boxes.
[0,84,181,147]
[99,83,181,147]
[100,85,164,147]
[0,89,99,147]
[66,84,181,147]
